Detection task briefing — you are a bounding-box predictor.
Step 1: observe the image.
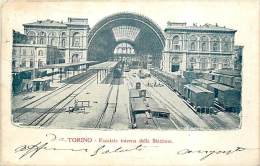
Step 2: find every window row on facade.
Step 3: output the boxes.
[27,31,83,47]
[187,57,231,70]
[167,35,233,52]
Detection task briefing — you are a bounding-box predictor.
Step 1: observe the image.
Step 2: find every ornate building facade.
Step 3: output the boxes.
[22,17,89,64]
[13,15,242,73]
[161,22,238,73]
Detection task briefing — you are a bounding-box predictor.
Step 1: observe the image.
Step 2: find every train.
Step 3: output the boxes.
[150,68,241,113]
[129,82,170,128]
[113,68,122,78]
[183,84,214,112]
[137,69,150,79]
[150,69,188,95]
[201,70,242,90]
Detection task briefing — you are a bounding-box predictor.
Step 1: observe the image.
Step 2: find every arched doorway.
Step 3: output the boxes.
[72,54,79,63]
[87,12,165,68]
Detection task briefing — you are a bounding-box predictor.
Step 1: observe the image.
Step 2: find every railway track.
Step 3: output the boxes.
[95,78,120,129]
[23,74,97,127]
[149,85,200,128]
[128,75,176,129]
[13,71,96,121]
[137,77,200,129]
[150,74,241,130]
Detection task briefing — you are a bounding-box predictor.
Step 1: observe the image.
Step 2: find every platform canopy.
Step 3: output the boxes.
[40,61,97,69]
[89,61,119,70]
[31,77,51,82]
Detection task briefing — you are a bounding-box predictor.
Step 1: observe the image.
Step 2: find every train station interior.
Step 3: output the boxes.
[12,12,242,130]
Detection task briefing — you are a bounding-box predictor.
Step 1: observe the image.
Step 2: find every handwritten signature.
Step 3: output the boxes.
[14,133,248,161]
[177,147,247,161]
[14,134,156,159]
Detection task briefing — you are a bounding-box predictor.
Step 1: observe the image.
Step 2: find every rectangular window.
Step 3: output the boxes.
[174,45,180,50]
[23,49,26,56]
[214,88,218,98]
[171,64,180,72]
[212,75,215,80]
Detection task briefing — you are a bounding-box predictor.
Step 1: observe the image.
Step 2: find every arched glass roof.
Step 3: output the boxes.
[114,42,135,55]
[112,26,140,42]
[87,12,165,62]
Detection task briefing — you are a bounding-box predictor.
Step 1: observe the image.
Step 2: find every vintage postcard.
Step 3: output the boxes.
[1,0,259,165]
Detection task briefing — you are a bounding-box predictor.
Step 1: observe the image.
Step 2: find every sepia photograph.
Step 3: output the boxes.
[11,12,243,130]
[1,0,259,165]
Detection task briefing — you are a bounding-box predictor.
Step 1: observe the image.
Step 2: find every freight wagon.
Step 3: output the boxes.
[183,84,214,112]
[209,83,241,112]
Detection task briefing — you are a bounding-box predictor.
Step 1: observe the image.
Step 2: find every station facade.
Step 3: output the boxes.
[161,22,240,73]
[13,17,89,70]
[12,13,242,73]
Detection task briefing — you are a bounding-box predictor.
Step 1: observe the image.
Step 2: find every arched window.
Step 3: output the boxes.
[60,32,66,47]
[211,36,220,52]
[191,42,196,50]
[12,60,16,68]
[72,54,79,63]
[40,32,46,36]
[172,35,180,50]
[38,50,43,56]
[61,39,66,47]
[211,58,217,69]
[50,38,54,45]
[200,36,209,51]
[172,36,180,44]
[21,59,26,67]
[189,35,197,51]
[38,31,46,44]
[61,32,66,37]
[213,42,218,51]
[223,43,229,52]
[201,43,207,51]
[72,32,80,47]
[189,57,196,69]
[39,38,44,44]
[222,37,230,52]
[200,58,207,69]
[223,59,230,68]
[27,31,36,44]
[38,60,44,68]
[22,49,26,56]
[30,59,33,68]
[49,32,56,45]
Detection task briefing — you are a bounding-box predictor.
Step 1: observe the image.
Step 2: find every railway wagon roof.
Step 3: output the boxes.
[129,89,140,98]
[209,83,237,91]
[147,98,160,108]
[150,107,170,114]
[129,89,150,98]
[193,78,215,84]
[184,84,213,93]
[130,98,149,112]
